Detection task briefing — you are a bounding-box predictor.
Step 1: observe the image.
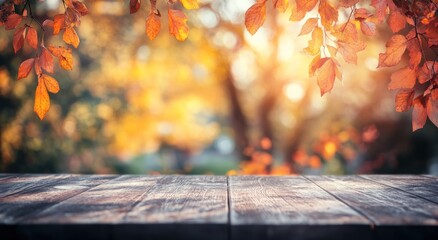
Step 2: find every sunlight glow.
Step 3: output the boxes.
[284,83,305,102]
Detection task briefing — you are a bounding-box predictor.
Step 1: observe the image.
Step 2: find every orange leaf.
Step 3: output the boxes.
[146,13,161,40]
[63,27,80,48]
[315,57,339,96]
[53,14,65,35]
[296,0,318,12]
[377,34,407,68]
[337,39,366,64]
[395,90,414,112]
[388,67,416,90]
[13,27,25,53]
[244,1,266,35]
[354,8,372,20]
[34,57,42,76]
[319,0,338,28]
[72,0,88,16]
[338,0,359,8]
[65,8,81,27]
[41,74,60,94]
[168,9,189,41]
[418,61,438,84]
[360,21,376,36]
[5,14,22,30]
[25,26,38,49]
[298,18,318,36]
[17,58,34,80]
[304,27,323,55]
[427,95,438,128]
[387,10,406,33]
[371,0,388,22]
[130,0,141,14]
[289,1,306,22]
[49,46,74,70]
[412,97,427,131]
[34,77,50,120]
[406,38,422,70]
[42,19,54,28]
[273,0,288,12]
[180,0,199,10]
[40,47,54,73]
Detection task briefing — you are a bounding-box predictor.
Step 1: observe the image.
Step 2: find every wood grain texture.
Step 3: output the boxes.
[23,175,162,224]
[360,175,438,204]
[306,176,438,225]
[229,176,372,240]
[0,175,115,224]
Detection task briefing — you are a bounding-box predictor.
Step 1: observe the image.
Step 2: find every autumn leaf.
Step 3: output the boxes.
[406,38,422,69]
[296,0,318,12]
[25,26,38,49]
[337,39,366,64]
[63,27,80,48]
[354,8,372,20]
[65,8,81,27]
[34,77,50,120]
[34,57,42,76]
[41,74,60,94]
[319,0,338,28]
[360,21,376,36]
[42,19,54,28]
[130,0,141,14]
[53,14,65,35]
[273,0,288,12]
[146,12,161,40]
[418,61,438,84]
[48,46,74,70]
[426,95,438,127]
[387,10,406,33]
[388,67,416,90]
[168,9,189,41]
[40,48,54,73]
[377,34,407,68]
[315,57,339,96]
[338,0,359,8]
[395,90,414,112]
[180,0,199,10]
[72,0,89,16]
[371,0,388,22]
[289,1,306,21]
[17,58,34,80]
[412,97,427,131]
[13,27,25,53]
[299,18,318,36]
[304,27,323,55]
[5,13,22,30]
[245,1,266,35]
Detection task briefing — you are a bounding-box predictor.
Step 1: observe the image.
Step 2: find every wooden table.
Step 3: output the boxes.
[0,175,437,240]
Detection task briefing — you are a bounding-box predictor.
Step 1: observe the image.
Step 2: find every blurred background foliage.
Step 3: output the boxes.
[1,0,438,175]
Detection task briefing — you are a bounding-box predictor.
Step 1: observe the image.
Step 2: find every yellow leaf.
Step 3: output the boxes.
[180,0,199,10]
[63,27,80,48]
[34,77,50,120]
[304,27,323,55]
[168,9,189,41]
[41,74,60,93]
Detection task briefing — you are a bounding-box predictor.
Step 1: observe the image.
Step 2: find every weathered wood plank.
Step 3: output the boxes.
[360,175,438,204]
[229,176,372,240]
[306,176,438,240]
[0,175,115,224]
[0,174,75,199]
[24,175,162,223]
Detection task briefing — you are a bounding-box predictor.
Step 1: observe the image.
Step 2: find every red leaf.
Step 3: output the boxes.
[34,77,50,120]
[17,58,34,80]
[130,0,141,14]
[395,90,414,112]
[354,8,372,20]
[418,61,438,84]
[377,34,407,68]
[387,10,406,33]
[42,19,54,28]
[406,38,422,70]
[388,67,416,90]
[25,26,38,49]
[40,48,54,73]
[371,0,388,22]
[298,18,318,36]
[168,9,189,41]
[427,95,438,128]
[5,14,22,30]
[245,1,266,35]
[13,27,25,53]
[412,97,427,131]
[65,8,81,27]
[146,12,161,40]
[72,0,89,16]
[34,57,42,76]
[360,21,376,36]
